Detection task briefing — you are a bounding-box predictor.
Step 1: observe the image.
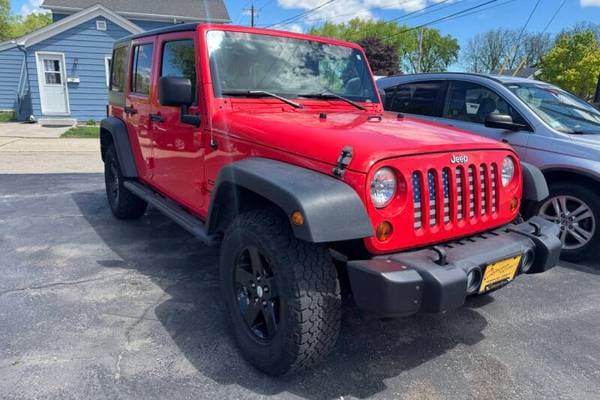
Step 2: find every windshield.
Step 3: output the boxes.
[206,30,379,104]
[505,82,600,134]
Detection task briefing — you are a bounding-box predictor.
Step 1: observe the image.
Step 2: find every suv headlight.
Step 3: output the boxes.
[371,168,397,208]
[502,156,515,187]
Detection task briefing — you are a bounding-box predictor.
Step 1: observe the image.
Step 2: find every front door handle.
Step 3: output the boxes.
[124,106,137,115]
[149,113,164,123]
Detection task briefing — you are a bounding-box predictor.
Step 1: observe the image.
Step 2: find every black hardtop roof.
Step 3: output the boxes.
[115,23,200,46]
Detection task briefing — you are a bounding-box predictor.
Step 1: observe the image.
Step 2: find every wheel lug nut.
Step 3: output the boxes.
[264,287,269,292]
[257,277,261,282]
[251,283,255,288]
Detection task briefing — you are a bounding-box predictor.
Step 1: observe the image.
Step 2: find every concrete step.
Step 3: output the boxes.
[38,117,77,127]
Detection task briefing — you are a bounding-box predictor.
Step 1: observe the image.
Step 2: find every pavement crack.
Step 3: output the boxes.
[0,272,129,297]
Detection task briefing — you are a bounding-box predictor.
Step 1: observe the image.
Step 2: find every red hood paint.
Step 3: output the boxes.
[212,108,512,173]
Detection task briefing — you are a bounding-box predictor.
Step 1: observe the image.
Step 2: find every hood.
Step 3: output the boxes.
[212,109,512,173]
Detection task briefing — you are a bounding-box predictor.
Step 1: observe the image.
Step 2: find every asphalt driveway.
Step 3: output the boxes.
[1,173,600,399]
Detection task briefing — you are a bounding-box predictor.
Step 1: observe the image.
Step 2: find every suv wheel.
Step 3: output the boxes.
[533,182,599,261]
[220,209,341,376]
[104,145,147,219]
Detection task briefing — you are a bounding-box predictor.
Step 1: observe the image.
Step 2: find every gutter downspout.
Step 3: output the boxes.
[16,43,34,122]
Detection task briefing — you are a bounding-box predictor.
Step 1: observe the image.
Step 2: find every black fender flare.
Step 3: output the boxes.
[100,117,138,178]
[521,162,549,202]
[207,158,374,243]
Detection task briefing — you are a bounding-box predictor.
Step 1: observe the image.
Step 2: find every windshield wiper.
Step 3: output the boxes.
[221,90,303,109]
[298,91,366,111]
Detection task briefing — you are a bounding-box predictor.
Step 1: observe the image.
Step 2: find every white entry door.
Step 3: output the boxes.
[36,52,69,115]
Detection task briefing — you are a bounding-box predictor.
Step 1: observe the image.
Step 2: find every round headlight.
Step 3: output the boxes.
[371,168,397,208]
[502,157,515,187]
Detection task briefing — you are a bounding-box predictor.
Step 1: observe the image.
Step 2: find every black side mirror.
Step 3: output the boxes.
[159,76,200,127]
[485,114,522,131]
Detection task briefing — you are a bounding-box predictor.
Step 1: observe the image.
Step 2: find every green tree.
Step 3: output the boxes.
[404,28,459,73]
[309,18,460,74]
[539,30,600,100]
[0,0,10,41]
[9,12,52,38]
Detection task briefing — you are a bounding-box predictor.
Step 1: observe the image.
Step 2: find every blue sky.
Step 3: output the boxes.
[11,0,600,49]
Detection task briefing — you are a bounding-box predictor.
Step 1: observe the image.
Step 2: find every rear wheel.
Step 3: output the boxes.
[104,145,147,219]
[220,209,341,375]
[532,182,600,261]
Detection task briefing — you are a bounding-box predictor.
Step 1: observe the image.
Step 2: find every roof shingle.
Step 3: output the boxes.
[42,0,230,22]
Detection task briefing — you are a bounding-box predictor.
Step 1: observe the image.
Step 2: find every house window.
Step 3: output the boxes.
[110,45,128,92]
[96,20,107,31]
[130,43,154,96]
[161,39,196,101]
[105,57,112,87]
[43,59,62,85]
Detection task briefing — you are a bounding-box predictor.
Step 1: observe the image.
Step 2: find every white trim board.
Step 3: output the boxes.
[35,51,71,116]
[0,5,143,52]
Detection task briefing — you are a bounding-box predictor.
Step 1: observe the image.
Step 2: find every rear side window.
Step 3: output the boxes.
[386,81,444,117]
[131,43,154,96]
[161,39,197,100]
[110,46,128,92]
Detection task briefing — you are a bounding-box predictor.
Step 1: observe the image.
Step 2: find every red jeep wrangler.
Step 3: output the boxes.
[101,24,561,375]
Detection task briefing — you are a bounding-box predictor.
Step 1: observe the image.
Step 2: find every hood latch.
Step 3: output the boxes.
[332,146,353,178]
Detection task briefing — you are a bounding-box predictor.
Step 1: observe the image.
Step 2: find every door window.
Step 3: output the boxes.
[160,39,197,100]
[43,59,62,85]
[110,46,128,92]
[443,81,526,125]
[130,43,154,96]
[385,81,444,117]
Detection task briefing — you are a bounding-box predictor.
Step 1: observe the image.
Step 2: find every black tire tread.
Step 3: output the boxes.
[104,145,147,220]
[222,209,341,375]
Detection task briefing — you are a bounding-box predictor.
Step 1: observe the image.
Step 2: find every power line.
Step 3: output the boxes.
[264,0,338,28]
[542,0,567,34]
[379,0,502,40]
[441,0,516,23]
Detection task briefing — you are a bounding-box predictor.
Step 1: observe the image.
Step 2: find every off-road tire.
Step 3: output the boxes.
[530,182,600,262]
[220,209,341,376]
[104,145,147,219]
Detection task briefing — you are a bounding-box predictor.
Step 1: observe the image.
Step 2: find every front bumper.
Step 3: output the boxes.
[347,217,561,317]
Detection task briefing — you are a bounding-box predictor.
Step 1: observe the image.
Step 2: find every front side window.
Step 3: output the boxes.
[443,81,526,125]
[130,43,154,96]
[110,46,128,92]
[506,83,600,134]
[161,39,197,100]
[386,81,443,117]
[206,30,378,103]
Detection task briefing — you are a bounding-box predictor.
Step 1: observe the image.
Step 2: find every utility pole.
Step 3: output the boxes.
[243,3,257,27]
[417,28,424,73]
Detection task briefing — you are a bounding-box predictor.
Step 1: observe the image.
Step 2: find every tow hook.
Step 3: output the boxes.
[332,146,353,178]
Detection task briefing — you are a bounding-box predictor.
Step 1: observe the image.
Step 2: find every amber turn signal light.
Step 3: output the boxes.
[510,197,519,213]
[291,211,305,226]
[376,221,393,241]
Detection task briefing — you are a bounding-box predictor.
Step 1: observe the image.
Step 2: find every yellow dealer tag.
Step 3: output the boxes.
[479,255,522,294]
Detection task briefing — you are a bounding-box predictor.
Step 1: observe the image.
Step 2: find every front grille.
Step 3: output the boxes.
[413,162,499,230]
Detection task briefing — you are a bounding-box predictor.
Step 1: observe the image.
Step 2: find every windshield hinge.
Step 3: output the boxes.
[332,146,353,178]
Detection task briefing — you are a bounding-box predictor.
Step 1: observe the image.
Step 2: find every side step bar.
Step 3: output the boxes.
[124,181,220,246]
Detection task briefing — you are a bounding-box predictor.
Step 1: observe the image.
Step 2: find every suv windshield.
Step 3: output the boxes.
[206,30,379,104]
[505,82,600,134]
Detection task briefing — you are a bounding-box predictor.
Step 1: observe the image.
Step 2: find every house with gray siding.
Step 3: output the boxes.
[0,0,229,124]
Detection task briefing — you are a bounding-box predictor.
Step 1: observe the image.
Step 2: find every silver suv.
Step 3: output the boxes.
[377,73,600,261]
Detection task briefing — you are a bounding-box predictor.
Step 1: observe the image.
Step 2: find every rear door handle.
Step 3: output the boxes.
[124,106,137,115]
[149,113,164,123]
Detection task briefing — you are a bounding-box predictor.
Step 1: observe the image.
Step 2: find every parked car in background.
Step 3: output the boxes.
[378,73,600,261]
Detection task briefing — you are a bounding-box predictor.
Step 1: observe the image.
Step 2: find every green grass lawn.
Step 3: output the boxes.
[61,126,100,138]
[0,111,16,122]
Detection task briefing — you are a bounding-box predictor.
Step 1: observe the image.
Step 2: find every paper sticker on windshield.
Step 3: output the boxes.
[466,102,480,115]
[356,54,362,60]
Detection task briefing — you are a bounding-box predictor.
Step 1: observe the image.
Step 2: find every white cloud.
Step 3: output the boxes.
[581,0,600,6]
[274,0,449,27]
[20,0,49,16]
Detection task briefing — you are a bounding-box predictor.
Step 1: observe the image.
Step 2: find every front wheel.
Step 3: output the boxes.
[220,209,341,376]
[532,182,600,261]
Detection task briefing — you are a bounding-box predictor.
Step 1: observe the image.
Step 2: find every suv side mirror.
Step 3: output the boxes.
[159,77,200,127]
[485,114,524,132]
